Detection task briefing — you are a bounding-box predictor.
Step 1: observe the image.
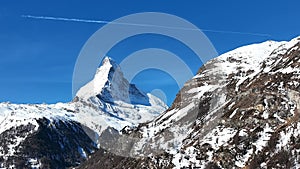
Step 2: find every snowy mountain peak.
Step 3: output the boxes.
[76,57,165,106]
[95,56,121,81]
[76,56,120,99]
[101,56,119,69]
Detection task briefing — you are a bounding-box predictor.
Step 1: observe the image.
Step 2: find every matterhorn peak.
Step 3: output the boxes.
[101,56,119,68]
[76,56,119,99]
[75,57,157,106]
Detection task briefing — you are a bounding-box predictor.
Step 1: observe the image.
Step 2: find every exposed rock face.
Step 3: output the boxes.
[79,37,300,169]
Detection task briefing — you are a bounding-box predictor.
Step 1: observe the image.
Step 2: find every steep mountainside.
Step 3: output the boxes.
[79,36,300,169]
[0,57,167,168]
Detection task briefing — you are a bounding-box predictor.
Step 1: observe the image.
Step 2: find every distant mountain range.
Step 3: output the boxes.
[1,36,300,169]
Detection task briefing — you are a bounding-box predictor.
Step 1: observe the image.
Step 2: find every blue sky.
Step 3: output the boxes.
[0,0,299,105]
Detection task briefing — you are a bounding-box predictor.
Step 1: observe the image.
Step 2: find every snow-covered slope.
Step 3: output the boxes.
[0,57,167,168]
[0,102,98,168]
[79,36,300,169]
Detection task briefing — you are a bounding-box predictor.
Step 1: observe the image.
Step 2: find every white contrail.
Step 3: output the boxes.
[21,15,271,37]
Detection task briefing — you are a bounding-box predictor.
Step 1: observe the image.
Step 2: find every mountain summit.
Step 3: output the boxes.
[76,57,152,105]
[76,57,121,100]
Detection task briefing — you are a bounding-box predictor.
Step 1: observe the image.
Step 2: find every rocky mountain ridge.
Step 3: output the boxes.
[79,36,300,169]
